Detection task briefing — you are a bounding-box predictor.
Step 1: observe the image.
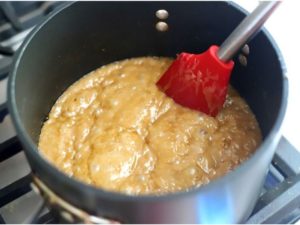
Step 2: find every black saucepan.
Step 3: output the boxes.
[7,1,287,223]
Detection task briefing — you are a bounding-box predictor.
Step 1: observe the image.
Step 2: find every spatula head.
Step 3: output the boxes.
[157,45,234,116]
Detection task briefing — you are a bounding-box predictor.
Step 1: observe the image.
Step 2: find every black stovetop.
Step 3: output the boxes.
[1,1,300,224]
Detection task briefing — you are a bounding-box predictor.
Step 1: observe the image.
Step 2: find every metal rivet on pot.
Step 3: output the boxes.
[238,54,247,66]
[156,21,168,32]
[242,44,250,55]
[156,9,169,20]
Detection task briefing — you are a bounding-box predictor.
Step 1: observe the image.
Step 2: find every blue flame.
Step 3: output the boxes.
[195,189,235,224]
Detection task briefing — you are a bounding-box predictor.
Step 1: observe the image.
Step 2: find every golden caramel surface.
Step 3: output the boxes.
[39,57,261,195]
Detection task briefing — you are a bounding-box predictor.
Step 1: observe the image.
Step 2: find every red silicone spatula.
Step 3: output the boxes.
[157,1,281,116]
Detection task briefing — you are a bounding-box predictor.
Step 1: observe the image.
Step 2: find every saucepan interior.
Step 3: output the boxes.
[8,1,287,223]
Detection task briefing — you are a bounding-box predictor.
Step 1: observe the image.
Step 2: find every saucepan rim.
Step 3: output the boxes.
[7,1,288,203]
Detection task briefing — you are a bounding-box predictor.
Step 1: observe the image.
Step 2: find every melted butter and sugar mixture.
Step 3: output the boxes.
[39,57,262,195]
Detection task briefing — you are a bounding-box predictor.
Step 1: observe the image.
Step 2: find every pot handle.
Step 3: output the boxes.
[30,174,120,224]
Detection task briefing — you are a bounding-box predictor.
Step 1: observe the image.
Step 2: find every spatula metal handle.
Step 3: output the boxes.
[217,1,281,62]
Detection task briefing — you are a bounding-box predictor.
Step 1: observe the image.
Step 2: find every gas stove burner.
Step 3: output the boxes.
[1,103,300,224]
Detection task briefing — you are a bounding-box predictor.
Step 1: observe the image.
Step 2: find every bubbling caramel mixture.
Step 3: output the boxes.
[39,57,261,195]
